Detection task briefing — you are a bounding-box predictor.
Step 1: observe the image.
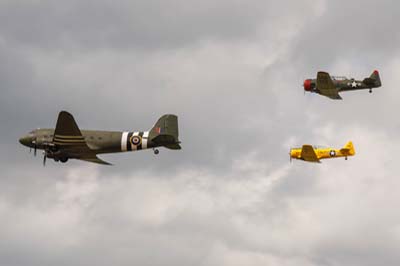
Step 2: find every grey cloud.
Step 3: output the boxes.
[1,0,400,265]
[0,0,287,51]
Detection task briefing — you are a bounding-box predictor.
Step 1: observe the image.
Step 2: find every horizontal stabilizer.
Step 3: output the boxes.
[362,77,376,86]
[150,114,181,149]
[341,141,355,156]
[366,70,381,87]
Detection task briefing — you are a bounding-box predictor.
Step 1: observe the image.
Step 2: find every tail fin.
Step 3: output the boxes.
[341,141,355,156]
[363,70,381,87]
[149,114,181,150]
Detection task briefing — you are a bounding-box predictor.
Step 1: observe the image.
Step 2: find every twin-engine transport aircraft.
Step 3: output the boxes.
[304,70,381,100]
[19,111,181,165]
[290,141,355,163]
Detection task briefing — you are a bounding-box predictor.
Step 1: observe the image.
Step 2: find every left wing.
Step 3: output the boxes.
[78,156,112,165]
[53,111,112,165]
[53,111,94,155]
[53,111,89,148]
[301,145,321,162]
[317,72,342,100]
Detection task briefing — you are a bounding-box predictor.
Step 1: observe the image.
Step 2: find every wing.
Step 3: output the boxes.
[52,111,112,165]
[301,145,321,162]
[78,156,112,165]
[53,111,92,153]
[317,72,342,100]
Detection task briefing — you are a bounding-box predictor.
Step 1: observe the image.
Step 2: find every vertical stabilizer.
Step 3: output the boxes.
[341,141,356,156]
[149,114,181,149]
[369,70,382,87]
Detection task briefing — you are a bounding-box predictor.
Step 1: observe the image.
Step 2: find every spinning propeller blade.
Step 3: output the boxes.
[43,151,47,166]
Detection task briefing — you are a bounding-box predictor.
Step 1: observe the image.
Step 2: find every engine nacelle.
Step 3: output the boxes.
[303,79,316,92]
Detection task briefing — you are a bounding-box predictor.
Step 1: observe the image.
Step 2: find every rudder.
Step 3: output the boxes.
[369,70,382,87]
[149,114,181,149]
[341,141,355,156]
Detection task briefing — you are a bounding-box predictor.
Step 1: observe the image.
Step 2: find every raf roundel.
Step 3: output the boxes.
[130,135,142,146]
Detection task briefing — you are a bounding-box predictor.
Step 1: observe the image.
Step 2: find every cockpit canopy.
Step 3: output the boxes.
[312,145,328,149]
[331,76,348,81]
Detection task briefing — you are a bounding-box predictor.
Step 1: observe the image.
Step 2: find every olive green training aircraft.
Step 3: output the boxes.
[303,70,382,100]
[19,111,181,165]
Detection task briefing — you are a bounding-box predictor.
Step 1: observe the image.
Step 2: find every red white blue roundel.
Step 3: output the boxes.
[329,150,336,157]
[130,135,142,146]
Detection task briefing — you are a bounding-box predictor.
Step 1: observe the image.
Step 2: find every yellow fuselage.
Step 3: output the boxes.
[291,148,346,160]
[290,144,355,162]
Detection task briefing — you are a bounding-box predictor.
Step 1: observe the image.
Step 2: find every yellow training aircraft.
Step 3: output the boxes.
[290,141,355,163]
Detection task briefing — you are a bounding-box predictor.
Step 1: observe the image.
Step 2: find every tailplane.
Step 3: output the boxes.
[149,114,181,150]
[340,141,355,156]
[363,70,381,87]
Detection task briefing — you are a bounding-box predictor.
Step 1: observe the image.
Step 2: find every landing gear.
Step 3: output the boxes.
[345,157,348,161]
[60,157,69,163]
[153,149,159,155]
[369,88,372,93]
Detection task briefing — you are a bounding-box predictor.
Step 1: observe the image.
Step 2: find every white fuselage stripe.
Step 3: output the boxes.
[142,131,149,149]
[121,132,129,152]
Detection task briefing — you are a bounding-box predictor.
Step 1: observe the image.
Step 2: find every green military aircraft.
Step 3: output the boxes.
[303,70,382,100]
[19,111,181,165]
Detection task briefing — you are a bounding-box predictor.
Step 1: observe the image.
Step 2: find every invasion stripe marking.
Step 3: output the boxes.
[121,132,129,152]
[137,132,144,150]
[53,138,86,142]
[54,135,85,139]
[53,142,86,146]
[127,132,133,151]
[142,131,149,149]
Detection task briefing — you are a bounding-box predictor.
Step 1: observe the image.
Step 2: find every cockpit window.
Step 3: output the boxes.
[331,76,348,81]
[313,145,328,149]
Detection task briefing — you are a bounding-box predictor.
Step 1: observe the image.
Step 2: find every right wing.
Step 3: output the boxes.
[301,145,320,162]
[317,72,342,100]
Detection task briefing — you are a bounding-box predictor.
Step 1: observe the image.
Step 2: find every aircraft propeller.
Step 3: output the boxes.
[43,151,47,166]
[33,140,37,156]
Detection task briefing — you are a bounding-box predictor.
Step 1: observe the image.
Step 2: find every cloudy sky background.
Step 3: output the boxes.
[1,0,400,265]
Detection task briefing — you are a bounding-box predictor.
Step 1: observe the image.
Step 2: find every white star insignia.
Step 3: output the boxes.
[351,81,358,88]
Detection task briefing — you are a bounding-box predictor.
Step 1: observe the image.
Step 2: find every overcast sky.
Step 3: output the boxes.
[1,0,400,265]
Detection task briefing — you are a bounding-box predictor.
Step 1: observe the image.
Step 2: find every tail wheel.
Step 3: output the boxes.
[154,149,159,155]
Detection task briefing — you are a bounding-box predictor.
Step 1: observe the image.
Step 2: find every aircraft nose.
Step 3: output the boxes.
[19,135,31,146]
[303,79,312,91]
